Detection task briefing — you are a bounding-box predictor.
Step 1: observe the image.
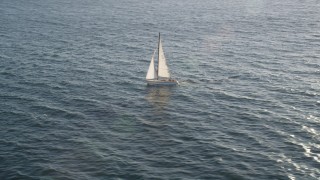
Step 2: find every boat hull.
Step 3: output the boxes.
[147,79,178,86]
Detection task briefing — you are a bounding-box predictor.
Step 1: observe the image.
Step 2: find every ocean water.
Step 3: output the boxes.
[0,0,319,179]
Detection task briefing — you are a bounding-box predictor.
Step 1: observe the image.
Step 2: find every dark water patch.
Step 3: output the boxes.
[0,111,31,125]
[0,70,19,79]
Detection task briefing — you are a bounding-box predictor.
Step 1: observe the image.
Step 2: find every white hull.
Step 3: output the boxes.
[147,79,178,86]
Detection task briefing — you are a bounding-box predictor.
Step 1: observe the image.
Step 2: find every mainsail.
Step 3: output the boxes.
[146,50,157,80]
[146,33,173,82]
[157,38,170,79]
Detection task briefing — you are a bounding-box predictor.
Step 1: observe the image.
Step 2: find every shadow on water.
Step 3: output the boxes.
[145,86,173,112]
[139,86,176,128]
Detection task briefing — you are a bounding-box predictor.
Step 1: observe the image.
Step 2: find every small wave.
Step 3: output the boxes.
[0,54,11,59]
[302,125,319,135]
[199,78,212,83]
[277,151,318,179]
[215,90,260,103]
[71,67,94,74]
[304,90,318,97]
[272,87,318,97]
[136,116,170,128]
[228,75,241,79]
[30,104,85,120]
[303,62,320,68]
[20,81,51,89]
[184,79,197,83]
[276,128,320,178]
[298,142,320,165]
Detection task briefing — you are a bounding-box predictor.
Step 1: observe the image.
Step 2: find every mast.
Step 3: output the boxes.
[157,32,160,80]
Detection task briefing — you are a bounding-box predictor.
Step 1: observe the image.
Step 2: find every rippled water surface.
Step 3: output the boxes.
[1,0,320,179]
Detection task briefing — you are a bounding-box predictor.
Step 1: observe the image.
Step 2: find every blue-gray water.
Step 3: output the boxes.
[1,0,319,179]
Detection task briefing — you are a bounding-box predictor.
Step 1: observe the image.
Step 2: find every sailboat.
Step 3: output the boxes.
[146,33,178,86]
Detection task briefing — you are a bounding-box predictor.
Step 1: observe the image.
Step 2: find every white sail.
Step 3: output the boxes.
[158,39,170,78]
[146,50,157,80]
